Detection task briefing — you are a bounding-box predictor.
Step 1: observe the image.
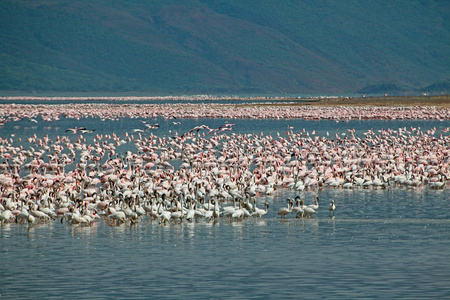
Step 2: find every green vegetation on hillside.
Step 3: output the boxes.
[1,0,449,94]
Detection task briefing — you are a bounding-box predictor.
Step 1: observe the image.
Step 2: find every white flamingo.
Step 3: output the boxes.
[292,196,305,218]
[231,201,244,220]
[252,200,269,218]
[329,199,336,217]
[277,198,293,219]
[308,195,319,211]
[303,206,317,218]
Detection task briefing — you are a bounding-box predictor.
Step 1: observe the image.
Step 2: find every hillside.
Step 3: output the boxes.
[0,0,449,95]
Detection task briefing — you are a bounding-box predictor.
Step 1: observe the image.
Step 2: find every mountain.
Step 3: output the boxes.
[0,0,449,95]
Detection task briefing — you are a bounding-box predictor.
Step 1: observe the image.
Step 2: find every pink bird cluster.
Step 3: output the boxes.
[1,124,449,226]
[0,103,449,123]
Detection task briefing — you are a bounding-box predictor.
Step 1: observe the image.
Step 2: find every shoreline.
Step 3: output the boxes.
[0,94,449,107]
[302,94,450,107]
[1,98,449,122]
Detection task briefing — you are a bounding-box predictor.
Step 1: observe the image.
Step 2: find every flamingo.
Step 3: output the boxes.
[308,195,319,211]
[204,207,214,220]
[30,203,52,221]
[65,127,87,134]
[158,201,171,224]
[170,208,184,222]
[231,201,244,220]
[221,198,237,217]
[252,200,269,218]
[303,206,317,218]
[144,123,160,130]
[292,196,305,218]
[0,209,13,223]
[16,206,30,224]
[277,198,293,219]
[185,199,196,222]
[329,200,336,217]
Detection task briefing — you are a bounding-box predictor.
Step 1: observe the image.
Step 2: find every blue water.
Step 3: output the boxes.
[1,115,450,299]
[1,188,449,299]
[2,114,447,141]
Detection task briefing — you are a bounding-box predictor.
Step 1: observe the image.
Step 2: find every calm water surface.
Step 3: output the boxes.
[1,115,450,299]
[2,189,449,299]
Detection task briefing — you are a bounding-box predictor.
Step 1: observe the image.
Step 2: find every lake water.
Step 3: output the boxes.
[1,112,450,299]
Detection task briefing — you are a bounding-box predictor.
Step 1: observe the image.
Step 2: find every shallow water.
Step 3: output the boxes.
[1,115,450,299]
[1,188,449,299]
[2,114,447,141]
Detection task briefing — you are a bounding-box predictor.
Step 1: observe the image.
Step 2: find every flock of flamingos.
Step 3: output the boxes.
[0,98,449,226]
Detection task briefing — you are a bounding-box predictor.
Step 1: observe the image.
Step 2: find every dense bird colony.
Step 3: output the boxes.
[0,102,449,226]
[0,102,449,122]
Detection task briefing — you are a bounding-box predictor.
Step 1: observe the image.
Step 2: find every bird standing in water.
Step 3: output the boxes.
[329,200,336,217]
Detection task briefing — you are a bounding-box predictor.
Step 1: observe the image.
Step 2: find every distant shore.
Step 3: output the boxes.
[0,94,449,107]
[245,94,450,108]
[297,95,450,107]
[0,95,450,109]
